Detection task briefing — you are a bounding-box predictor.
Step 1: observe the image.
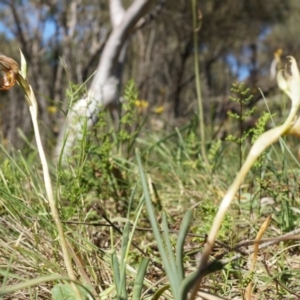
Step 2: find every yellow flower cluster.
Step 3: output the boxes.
[134,99,149,108]
[134,100,165,114]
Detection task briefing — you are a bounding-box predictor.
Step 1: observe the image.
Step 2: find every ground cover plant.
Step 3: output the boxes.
[0,49,300,300]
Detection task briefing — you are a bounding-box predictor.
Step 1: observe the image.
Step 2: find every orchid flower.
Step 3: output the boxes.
[190,56,300,299]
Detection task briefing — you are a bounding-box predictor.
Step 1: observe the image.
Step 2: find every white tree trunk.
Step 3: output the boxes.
[54,0,157,161]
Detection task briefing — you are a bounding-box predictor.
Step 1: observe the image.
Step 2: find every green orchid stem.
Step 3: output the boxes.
[25,85,82,299]
[190,102,299,299]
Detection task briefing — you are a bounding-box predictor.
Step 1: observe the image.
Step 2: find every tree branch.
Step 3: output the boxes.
[55,0,157,161]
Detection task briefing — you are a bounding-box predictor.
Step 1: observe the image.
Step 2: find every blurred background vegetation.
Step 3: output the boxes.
[2,1,300,299]
[0,0,299,151]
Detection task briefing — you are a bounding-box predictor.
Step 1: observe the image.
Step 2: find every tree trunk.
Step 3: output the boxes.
[54,0,157,161]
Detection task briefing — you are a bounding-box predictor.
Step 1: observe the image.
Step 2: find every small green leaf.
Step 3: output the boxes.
[162,212,180,294]
[180,260,224,299]
[111,252,121,289]
[119,221,130,299]
[151,284,170,300]
[176,209,193,281]
[51,283,92,300]
[19,49,27,79]
[132,257,149,300]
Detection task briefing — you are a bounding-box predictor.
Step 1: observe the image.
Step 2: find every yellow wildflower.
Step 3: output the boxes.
[47,106,57,114]
[153,105,164,114]
[134,99,149,108]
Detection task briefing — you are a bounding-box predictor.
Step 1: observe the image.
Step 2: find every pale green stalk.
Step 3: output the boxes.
[191,0,209,167]
[28,88,76,279]
[26,83,83,300]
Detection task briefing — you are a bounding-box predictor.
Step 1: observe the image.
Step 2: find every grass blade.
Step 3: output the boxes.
[176,209,193,281]
[111,252,121,295]
[119,221,130,299]
[132,257,149,300]
[136,149,179,299]
[152,284,171,300]
[162,212,179,288]
[180,260,224,299]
